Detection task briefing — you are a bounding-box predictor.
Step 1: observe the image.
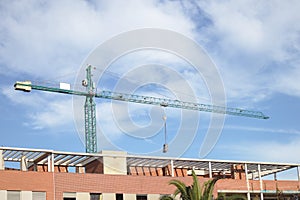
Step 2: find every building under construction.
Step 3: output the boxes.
[0,146,300,200]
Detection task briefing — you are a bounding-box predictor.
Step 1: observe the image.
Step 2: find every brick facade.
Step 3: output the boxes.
[1,170,300,200]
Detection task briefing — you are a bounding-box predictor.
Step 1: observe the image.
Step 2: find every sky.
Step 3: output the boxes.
[1,0,300,176]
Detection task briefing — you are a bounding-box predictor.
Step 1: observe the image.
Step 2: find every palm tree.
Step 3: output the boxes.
[160,170,219,200]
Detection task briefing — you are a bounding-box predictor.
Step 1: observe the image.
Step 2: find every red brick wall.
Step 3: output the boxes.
[54,172,196,195]
[0,170,54,200]
[0,171,199,199]
[1,170,300,200]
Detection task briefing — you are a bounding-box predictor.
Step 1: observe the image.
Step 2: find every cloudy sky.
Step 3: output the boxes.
[1,0,300,177]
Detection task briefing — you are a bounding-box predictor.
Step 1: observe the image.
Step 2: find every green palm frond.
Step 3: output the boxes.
[191,170,202,200]
[169,179,190,200]
[160,195,175,200]
[202,178,219,200]
[168,170,219,200]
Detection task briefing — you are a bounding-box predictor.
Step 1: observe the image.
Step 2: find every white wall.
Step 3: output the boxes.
[102,193,116,200]
[76,192,90,200]
[148,194,161,200]
[20,191,32,200]
[124,194,136,200]
[101,150,127,175]
[0,190,7,200]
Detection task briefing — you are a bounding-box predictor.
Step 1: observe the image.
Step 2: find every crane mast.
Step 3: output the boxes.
[82,65,97,153]
[14,65,269,153]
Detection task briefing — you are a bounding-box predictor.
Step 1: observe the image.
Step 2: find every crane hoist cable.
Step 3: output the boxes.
[162,111,168,153]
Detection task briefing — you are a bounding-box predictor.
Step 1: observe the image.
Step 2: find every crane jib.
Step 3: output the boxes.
[95,90,268,119]
[14,81,269,120]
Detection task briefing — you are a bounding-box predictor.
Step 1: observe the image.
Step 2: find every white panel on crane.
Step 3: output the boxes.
[60,82,70,90]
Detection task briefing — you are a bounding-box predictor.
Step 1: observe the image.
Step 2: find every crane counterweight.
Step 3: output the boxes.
[14,81,32,92]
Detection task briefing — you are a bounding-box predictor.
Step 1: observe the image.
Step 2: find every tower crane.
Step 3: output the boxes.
[14,65,269,153]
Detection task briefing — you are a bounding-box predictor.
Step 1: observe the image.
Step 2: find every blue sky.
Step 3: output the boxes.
[1,0,300,167]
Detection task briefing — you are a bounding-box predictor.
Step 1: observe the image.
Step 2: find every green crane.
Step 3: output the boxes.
[14,65,269,153]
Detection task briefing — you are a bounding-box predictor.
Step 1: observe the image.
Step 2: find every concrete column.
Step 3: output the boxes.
[208,161,212,178]
[47,154,55,172]
[0,150,5,170]
[102,193,116,200]
[21,191,32,200]
[244,164,251,200]
[170,160,174,177]
[258,164,264,200]
[148,194,160,200]
[47,155,51,172]
[297,166,300,182]
[51,153,54,172]
[0,190,7,200]
[20,155,28,171]
[124,194,136,200]
[77,192,90,200]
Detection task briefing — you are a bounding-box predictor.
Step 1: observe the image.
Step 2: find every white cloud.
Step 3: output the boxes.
[0,0,197,132]
[2,84,47,107]
[0,0,195,79]
[2,85,74,130]
[96,49,215,106]
[207,3,265,53]
[25,99,74,130]
[275,64,300,97]
[195,0,300,102]
[202,0,300,59]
